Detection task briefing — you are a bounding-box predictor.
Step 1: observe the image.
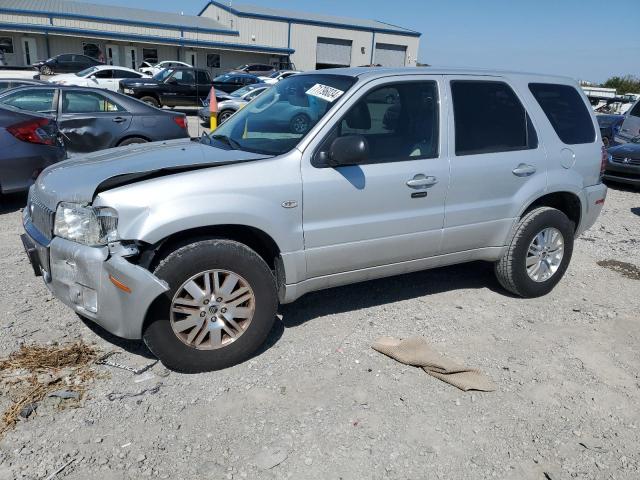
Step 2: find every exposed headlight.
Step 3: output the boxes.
[123,88,134,94]
[54,202,118,246]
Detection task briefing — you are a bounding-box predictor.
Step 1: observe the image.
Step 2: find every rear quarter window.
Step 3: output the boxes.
[529,83,595,145]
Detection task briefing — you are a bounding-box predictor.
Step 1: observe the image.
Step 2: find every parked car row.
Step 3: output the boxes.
[599,97,640,188]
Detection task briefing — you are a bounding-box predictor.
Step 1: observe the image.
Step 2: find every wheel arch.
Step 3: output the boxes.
[139,224,282,273]
[136,92,161,103]
[116,134,152,146]
[519,191,582,233]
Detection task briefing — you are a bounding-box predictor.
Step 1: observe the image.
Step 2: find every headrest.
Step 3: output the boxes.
[345,101,371,130]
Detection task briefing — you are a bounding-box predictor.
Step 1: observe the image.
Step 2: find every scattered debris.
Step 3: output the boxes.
[597,259,640,280]
[96,351,158,375]
[106,382,162,401]
[43,458,76,480]
[48,389,81,400]
[372,336,496,392]
[0,342,100,438]
[253,446,289,470]
[134,371,157,384]
[19,403,38,419]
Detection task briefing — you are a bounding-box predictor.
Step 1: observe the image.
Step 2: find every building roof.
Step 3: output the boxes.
[0,0,236,34]
[202,1,421,37]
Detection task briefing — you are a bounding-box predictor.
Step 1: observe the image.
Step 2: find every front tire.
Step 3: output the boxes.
[218,110,235,124]
[143,239,278,373]
[494,207,574,298]
[118,137,148,147]
[40,65,53,76]
[289,113,311,134]
[140,96,160,108]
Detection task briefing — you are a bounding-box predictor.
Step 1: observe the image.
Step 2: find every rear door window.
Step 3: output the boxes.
[1,88,56,113]
[451,80,538,156]
[62,91,123,113]
[196,71,210,84]
[529,83,595,144]
[94,69,113,79]
[116,70,142,79]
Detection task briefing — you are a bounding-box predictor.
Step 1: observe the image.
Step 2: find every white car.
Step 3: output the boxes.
[48,66,149,92]
[258,70,300,84]
[139,61,192,77]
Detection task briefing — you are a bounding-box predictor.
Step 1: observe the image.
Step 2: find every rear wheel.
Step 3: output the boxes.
[218,110,235,124]
[289,113,311,134]
[494,207,574,298]
[143,239,278,373]
[140,96,160,108]
[118,137,148,147]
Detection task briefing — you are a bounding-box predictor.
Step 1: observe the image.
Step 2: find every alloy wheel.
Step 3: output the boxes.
[526,227,565,282]
[170,269,256,350]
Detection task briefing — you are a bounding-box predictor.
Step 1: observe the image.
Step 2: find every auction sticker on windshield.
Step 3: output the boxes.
[306,84,345,102]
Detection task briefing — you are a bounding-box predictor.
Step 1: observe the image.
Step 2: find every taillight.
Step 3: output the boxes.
[173,116,187,129]
[7,118,56,145]
[600,145,607,181]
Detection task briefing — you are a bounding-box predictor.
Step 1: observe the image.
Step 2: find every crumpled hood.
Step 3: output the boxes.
[33,138,269,209]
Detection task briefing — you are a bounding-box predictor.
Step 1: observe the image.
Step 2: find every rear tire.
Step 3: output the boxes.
[140,96,160,108]
[143,239,278,373]
[494,207,574,298]
[289,113,311,134]
[118,137,148,147]
[218,110,235,124]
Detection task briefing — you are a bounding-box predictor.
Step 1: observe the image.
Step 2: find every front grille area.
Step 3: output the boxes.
[612,155,640,166]
[28,193,55,240]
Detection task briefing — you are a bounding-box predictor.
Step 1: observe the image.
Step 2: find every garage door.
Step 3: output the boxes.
[375,43,407,68]
[316,37,352,69]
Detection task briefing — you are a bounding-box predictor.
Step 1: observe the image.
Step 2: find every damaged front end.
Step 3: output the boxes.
[22,206,168,340]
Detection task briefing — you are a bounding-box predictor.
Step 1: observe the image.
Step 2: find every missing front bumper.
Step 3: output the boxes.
[23,231,169,340]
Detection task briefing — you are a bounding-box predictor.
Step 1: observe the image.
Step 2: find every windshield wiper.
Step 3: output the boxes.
[211,134,242,150]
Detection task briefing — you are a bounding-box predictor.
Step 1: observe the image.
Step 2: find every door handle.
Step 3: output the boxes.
[113,117,127,123]
[406,174,438,189]
[512,164,537,177]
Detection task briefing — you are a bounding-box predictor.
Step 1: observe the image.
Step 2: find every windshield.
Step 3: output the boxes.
[207,74,356,155]
[267,71,280,79]
[153,69,173,81]
[214,74,233,82]
[77,67,98,77]
[231,85,258,98]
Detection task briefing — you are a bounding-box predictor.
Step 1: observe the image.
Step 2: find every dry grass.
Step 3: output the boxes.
[0,342,101,438]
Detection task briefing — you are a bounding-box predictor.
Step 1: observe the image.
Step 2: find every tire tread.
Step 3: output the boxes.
[495,207,560,296]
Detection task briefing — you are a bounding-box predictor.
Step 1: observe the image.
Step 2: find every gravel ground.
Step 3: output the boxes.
[0,182,638,480]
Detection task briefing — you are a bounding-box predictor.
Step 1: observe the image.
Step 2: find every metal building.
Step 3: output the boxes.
[0,0,421,73]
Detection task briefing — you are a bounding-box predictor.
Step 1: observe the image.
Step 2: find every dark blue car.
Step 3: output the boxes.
[597,114,625,147]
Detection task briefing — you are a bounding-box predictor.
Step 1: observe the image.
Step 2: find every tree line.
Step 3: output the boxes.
[602,75,640,94]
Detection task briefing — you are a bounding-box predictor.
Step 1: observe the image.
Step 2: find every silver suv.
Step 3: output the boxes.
[21,68,608,372]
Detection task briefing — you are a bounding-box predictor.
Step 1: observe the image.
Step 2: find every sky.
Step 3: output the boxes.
[87,0,640,83]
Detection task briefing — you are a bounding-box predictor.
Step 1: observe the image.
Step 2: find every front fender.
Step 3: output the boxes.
[94,156,304,255]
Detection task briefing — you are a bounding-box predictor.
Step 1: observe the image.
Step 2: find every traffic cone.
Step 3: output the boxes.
[209,86,218,131]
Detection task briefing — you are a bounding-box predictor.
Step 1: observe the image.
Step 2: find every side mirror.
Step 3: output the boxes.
[90,75,97,80]
[327,135,369,167]
[166,77,178,85]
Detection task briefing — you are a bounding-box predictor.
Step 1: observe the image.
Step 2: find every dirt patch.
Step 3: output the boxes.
[597,259,640,280]
[0,342,101,438]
